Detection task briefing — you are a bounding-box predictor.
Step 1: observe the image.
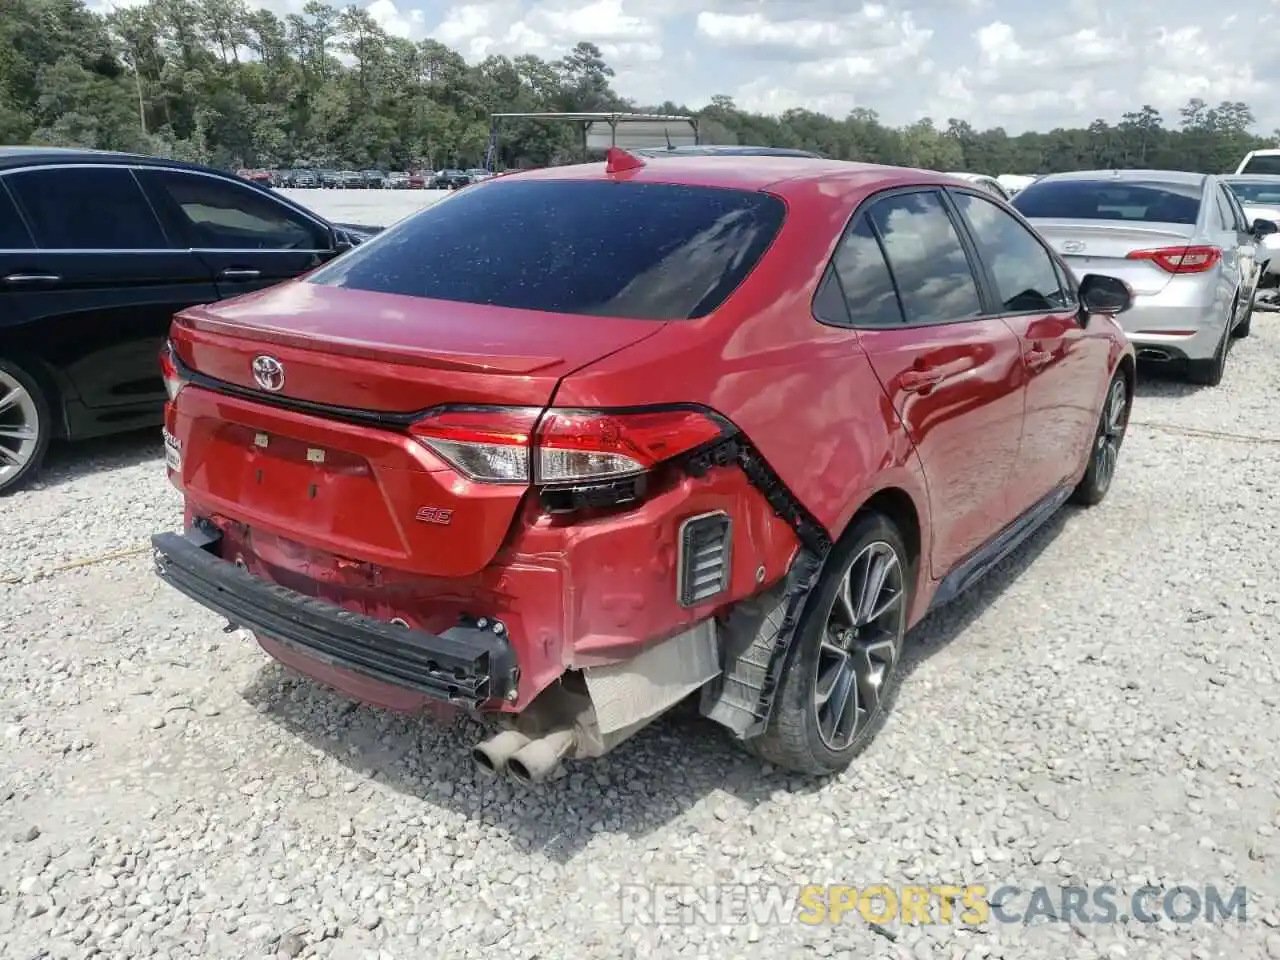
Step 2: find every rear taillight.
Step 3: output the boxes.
[408,407,539,484]
[1127,245,1222,274]
[160,340,188,402]
[408,406,731,486]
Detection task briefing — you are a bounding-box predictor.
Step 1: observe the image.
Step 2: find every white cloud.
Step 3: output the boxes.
[110,0,1277,134]
[366,0,425,38]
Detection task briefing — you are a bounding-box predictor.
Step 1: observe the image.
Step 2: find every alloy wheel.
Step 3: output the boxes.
[812,541,906,751]
[1093,378,1128,494]
[0,370,40,484]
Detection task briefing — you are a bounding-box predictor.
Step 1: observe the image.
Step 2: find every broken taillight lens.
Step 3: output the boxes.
[159,340,188,402]
[408,406,730,485]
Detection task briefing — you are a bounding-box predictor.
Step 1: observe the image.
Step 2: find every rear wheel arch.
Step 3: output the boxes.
[841,485,927,619]
[852,487,921,572]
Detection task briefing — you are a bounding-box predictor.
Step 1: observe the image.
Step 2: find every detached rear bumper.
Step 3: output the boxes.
[150,526,518,708]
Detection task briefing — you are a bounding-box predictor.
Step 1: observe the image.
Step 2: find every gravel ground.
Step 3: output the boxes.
[2,317,1279,960]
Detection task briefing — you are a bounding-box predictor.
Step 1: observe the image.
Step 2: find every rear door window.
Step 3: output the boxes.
[307,179,786,320]
[138,169,326,250]
[1218,185,1249,232]
[865,191,983,325]
[1012,179,1202,225]
[6,166,168,249]
[826,217,903,327]
[952,191,1070,312]
[0,183,33,249]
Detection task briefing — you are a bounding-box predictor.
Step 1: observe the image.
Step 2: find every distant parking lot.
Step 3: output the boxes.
[276,187,450,227]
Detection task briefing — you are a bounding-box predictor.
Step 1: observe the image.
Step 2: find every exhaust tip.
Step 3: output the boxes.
[471,747,501,777]
[507,757,534,785]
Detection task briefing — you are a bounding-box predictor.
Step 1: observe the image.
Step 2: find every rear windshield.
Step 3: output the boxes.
[1225,180,1280,204]
[1239,155,1280,176]
[1012,179,1202,224]
[306,179,786,320]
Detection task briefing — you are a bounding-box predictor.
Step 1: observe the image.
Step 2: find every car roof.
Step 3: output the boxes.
[0,145,232,177]
[495,155,959,195]
[1221,173,1280,181]
[1032,168,1208,187]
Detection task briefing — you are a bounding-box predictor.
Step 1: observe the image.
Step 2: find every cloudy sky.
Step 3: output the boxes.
[139,0,1275,133]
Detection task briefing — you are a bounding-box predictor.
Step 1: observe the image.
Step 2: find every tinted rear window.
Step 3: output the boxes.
[306,179,786,320]
[1239,155,1280,176]
[1012,179,1202,224]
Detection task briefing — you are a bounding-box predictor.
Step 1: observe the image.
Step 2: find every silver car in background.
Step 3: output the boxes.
[1011,169,1274,386]
[1220,175,1280,283]
[945,171,1012,201]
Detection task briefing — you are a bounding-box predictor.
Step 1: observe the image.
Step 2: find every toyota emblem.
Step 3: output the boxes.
[1063,240,1086,253]
[252,355,285,392]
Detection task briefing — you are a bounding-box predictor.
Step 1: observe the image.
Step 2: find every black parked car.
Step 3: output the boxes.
[0,146,381,494]
[430,169,471,190]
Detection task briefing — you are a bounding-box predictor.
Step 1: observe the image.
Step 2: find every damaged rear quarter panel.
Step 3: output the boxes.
[551,178,933,594]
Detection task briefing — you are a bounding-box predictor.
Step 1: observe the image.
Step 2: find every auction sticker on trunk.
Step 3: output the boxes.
[163,429,182,471]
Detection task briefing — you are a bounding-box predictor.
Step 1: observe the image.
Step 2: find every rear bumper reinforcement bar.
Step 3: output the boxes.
[150,526,517,708]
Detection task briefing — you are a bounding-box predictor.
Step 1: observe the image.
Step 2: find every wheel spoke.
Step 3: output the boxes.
[0,425,36,441]
[822,660,858,745]
[811,539,907,754]
[815,645,846,708]
[855,547,896,624]
[0,387,20,416]
[833,572,857,628]
[0,443,25,467]
[852,636,896,715]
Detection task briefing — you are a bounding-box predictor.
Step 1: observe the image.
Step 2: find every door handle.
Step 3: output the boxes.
[1025,348,1052,371]
[3,273,61,284]
[900,369,945,393]
[218,268,261,280]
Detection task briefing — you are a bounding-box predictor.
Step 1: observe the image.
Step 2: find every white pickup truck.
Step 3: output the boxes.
[1225,152,1280,286]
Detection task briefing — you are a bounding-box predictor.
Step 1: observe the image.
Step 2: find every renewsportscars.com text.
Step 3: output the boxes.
[618,883,1248,927]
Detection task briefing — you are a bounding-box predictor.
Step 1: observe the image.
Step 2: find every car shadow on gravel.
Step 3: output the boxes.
[1133,369,1201,400]
[238,505,1070,863]
[28,428,162,491]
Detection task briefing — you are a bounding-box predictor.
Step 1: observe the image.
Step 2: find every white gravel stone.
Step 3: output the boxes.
[1,292,1278,959]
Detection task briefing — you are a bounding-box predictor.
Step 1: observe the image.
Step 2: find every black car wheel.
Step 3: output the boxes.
[1070,369,1129,507]
[750,511,912,776]
[0,358,52,496]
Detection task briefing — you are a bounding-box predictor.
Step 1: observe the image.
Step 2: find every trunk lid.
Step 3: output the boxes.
[171,280,666,412]
[167,281,667,578]
[1027,219,1198,296]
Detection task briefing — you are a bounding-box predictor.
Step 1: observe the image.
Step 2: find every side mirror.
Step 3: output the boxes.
[330,228,354,253]
[1252,218,1278,237]
[1078,273,1132,317]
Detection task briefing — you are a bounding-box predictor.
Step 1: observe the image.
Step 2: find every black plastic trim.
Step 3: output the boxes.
[150,526,517,707]
[927,483,1071,611]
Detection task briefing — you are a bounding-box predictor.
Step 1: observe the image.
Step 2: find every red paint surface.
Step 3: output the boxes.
[164,157,1133,712]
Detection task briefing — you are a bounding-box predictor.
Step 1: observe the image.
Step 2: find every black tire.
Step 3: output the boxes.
[1070,368,1129,507]
[750,511,912,776]
[1186,305,1232,387]
[0,357,52,496]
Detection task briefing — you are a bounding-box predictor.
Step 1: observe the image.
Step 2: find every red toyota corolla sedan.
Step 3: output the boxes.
[151,151,1135,781]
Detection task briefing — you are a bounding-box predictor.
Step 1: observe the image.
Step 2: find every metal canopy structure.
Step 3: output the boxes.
[485,112,700,170]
